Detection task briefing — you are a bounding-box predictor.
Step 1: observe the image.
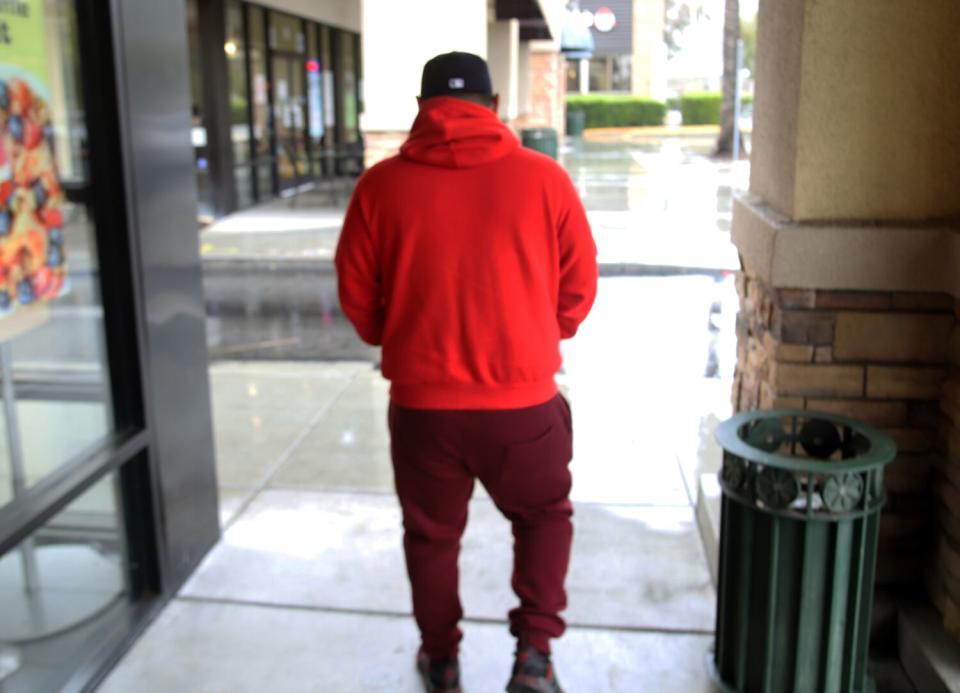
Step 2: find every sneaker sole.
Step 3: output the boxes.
[417,658,462,693]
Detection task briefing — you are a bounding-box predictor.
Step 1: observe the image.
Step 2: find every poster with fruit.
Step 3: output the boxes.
[0,1,67,319]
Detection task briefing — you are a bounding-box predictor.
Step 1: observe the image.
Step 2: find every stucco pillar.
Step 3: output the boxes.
[733,0,960,639]
[517,40,531,117]
[487,19,521,122]
[631,0,665,99]
[513,39,566,137]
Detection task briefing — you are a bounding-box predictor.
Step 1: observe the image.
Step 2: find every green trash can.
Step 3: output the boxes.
[521,127,558,159]
[566,110,586,138]
[711,410,896,693]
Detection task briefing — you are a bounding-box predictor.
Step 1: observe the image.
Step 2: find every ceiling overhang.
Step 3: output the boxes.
[495,0,565,42]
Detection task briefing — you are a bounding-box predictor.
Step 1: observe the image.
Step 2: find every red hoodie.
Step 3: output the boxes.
[335,97,598,410]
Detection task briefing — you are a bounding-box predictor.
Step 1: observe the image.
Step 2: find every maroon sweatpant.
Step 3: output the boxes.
[388,394,574,660]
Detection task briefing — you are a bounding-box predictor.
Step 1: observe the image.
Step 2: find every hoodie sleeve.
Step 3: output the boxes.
[556,173,598,339]
[335,187,385,346]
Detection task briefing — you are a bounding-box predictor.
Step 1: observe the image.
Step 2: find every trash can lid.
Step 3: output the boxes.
[715,409,896,474]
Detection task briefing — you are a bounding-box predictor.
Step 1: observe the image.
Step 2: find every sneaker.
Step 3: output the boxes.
[417,648,461,692]
[506,644,564,693]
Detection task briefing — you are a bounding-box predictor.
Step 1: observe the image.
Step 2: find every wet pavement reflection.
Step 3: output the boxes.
[203,135,744,362]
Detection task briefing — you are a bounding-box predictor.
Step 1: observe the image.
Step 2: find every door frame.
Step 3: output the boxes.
[0,1,221,690]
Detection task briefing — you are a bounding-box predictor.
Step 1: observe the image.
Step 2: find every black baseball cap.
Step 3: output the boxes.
[420,52,493,99]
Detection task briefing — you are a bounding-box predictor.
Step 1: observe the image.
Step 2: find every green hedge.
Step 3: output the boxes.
[679,92,754,124]
[566,95,666,128]
[680,92,722,125]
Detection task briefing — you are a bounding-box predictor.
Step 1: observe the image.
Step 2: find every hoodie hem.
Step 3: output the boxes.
[389,379,558,411]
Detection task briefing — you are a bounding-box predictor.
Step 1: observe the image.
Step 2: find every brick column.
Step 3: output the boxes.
[736,0,960,637]
[733,281,953,588]
[488,19,520,122]
[933,307,960,637]
[513,42,565,137]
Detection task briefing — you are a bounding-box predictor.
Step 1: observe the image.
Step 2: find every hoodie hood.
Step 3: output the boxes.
[400,96,520,169]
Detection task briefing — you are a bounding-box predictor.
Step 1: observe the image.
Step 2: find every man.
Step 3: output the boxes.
[335,52,597,693]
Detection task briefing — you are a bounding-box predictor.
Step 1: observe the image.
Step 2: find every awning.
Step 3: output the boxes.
[495,0,566,41]
[560,3,595,58]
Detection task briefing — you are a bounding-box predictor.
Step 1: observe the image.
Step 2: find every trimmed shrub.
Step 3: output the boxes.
[679,92,755,124]
[566,95,666,129]
[680,91,722,125]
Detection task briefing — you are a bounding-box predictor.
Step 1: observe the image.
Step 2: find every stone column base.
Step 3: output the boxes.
[732,193,960,635]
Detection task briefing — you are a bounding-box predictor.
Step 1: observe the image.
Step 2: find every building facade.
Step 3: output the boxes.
[188,0,364,221]
[565,0,666,98]
[187,0,568,215]
[362,0,568,167]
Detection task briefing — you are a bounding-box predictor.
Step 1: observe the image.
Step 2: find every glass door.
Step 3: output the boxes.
[271,54,308,193]
[0,0,154,690]
[332,29,362,175]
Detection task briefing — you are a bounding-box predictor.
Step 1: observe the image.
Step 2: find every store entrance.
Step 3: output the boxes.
[271,53,308,194]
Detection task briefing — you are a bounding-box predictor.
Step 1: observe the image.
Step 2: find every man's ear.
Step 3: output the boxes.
[491,94,500,113]
[416,96,422,107]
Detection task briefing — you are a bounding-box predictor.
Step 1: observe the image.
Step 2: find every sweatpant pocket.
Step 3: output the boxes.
[495,423,573,510]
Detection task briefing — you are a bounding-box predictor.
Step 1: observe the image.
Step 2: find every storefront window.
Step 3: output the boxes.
[566,59,581,93]
[186,0,212,220]
[611,55,632,92]
[319,25,336,172]
[587,55,632,93]
[588,56,607,92]
[247,6,272,200]
[0,0,114,510]
[185,3,364,212]
[337,31,359,146]
[269,11,304,54]
[306,23,323,179]
[226,0,253,208]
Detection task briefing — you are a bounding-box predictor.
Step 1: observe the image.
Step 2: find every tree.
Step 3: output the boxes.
[664,0,693,59]
[664,1,712,60]
[715,0,741,157]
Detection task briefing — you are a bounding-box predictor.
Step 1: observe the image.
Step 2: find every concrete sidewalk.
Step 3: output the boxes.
[99,131,918,688]
[198,137,744,275]
[200,206,739,275]
[101,275,735,692]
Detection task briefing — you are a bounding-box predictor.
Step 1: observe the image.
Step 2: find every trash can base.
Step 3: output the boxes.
[705,646,878,693]
[704,649,737,693]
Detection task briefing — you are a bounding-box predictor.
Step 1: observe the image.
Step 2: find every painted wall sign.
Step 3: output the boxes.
[594,7,617,32]
[0,0,67,316]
